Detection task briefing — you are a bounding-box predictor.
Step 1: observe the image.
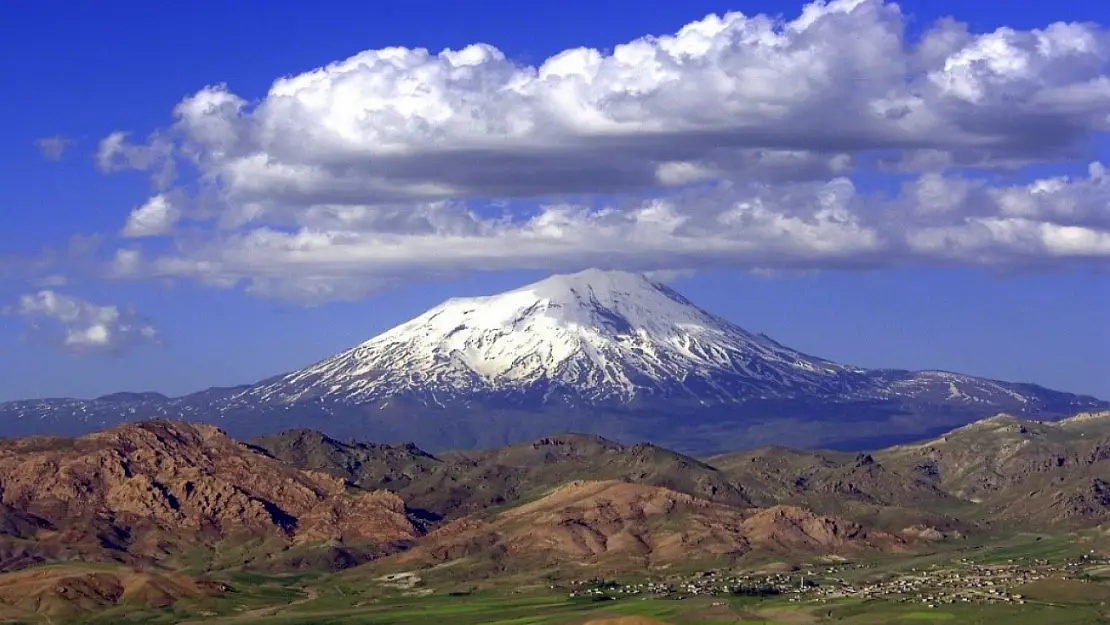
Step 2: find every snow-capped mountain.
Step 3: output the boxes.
[0,269,1104,452]
[246,269,861,407]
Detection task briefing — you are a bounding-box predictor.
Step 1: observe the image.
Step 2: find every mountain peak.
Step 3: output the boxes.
[519,267,662,297]
[7,270,1102,454]
[422,267,695,338]
[254,268,846,406]
[511,268,701,324]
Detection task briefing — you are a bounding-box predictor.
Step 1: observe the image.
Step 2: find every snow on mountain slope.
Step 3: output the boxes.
[0,269,1103,451]
[238,269,1084,413]
[246,269,863,406]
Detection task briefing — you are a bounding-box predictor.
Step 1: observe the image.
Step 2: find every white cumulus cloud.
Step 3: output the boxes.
[156,1,1110,208]
[92,0,1110,301]
[8,291,159,354]
[116,167,1110,302]
[122,194,181,238]
[96,131,176,189]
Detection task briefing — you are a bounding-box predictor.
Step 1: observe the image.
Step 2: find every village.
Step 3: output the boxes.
[559,551,1110,608]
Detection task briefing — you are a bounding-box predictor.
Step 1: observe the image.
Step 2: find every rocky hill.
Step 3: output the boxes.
[254,411,1110,534]
[0,421,417,572]
[251,430,749,522]
[0,414,1109,617]
[392,480,906,572]
[0,420,957,581]
[876,411,1110,526]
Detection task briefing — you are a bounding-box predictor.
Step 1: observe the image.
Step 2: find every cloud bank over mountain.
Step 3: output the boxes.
[75,0,1110,300]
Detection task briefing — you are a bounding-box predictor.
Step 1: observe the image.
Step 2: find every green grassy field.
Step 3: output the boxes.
[66,591,1110,625]
[60,576,1110,625]
[10,531,1110,625]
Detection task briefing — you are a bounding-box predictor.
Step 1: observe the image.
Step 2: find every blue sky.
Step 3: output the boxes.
[1,0,1108,401]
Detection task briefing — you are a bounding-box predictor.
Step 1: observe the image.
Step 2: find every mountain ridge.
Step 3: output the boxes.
[0,269,1103,452]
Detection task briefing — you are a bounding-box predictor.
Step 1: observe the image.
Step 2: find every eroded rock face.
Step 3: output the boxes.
[398,480,906,566]
[0,420,416,564]
[875,413,1110,526]
[739,505,872,550]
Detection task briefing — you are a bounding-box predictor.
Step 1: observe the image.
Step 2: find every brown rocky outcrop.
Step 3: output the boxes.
[397,480,905,566]
[0,420,416,567]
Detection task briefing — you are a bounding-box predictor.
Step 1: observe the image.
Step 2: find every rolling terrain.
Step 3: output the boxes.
[1,270,1103,453]
[0,411,1108,621]
[393,480,907,571]
[251,429,751,521]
